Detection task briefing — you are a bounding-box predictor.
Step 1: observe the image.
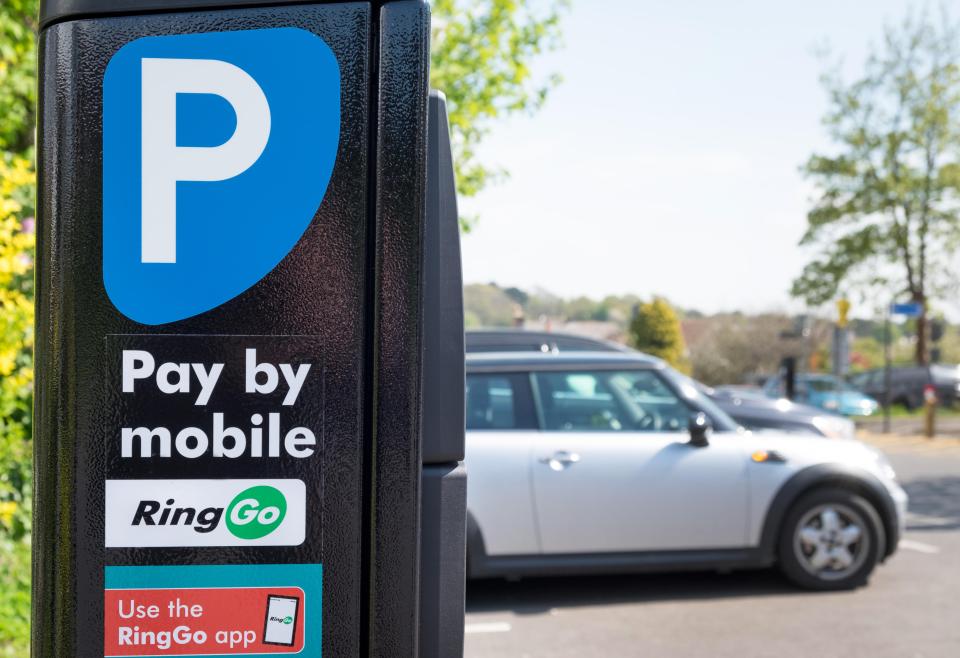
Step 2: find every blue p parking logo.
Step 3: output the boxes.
[103,28,340,325]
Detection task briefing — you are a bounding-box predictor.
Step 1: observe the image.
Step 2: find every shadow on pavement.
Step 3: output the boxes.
[903,475,960,531]
[466,568,806,615]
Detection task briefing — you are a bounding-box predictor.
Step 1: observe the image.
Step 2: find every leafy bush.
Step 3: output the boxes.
[0,536,30,656]
[0,157,34,655]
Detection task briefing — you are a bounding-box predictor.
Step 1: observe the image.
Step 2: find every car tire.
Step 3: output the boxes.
[778,487,883,590]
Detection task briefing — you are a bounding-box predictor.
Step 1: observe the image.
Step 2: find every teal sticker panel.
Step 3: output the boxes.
[104,563,322,656]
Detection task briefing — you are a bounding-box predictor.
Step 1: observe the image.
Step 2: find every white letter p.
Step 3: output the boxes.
[141,58,271,263]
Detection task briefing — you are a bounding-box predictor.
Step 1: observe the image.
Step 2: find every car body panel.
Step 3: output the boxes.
[465,430,540,555]
[530,431,750,553]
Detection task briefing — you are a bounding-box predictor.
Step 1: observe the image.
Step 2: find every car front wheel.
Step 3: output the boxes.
[778,488,883,590]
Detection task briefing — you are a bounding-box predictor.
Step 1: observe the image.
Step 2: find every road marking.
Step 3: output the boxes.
[907,513,952,527]
[900,539,941,554]
[465,622,512,635]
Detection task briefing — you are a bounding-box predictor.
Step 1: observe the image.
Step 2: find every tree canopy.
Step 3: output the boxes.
[430,0,566,222]
[792,10,960,363]
[628,297,689,373]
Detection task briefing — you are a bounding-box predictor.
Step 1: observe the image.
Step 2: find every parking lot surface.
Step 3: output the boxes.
[465,434,960,658]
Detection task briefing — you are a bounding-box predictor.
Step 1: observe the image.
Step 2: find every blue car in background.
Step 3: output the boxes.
[763,373,879,417]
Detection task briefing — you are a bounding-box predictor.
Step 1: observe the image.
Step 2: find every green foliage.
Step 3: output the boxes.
[0,0,39,153]
[0,157,34,656]
[464,283,641,329]
[936,325,960,363]
[689,314,792,386]
[793,9,960,363]
[0,3,37,653]
[430,0,567,223]
[0,537,29,656]
[463,283,517,327]
[0,158,35,536]
[628,297,689,373]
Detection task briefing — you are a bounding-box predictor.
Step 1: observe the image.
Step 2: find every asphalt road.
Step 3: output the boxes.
[465,434,960,658]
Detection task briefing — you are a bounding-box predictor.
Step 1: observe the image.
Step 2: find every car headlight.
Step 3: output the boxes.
[812,415,855,439]
[872,451,897,481]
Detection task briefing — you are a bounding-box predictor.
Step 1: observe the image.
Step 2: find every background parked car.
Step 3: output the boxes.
[465,351,906,590]
[703,383,854,439]
[763,373,879,417]
[466,330,855,438]
[849,365,960,410]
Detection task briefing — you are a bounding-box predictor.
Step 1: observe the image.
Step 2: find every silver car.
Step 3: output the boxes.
[465,352,907,590]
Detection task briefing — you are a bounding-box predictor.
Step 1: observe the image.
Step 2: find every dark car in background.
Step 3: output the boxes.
[465,330,854,439]
[466,329,632,354]
[849,365,960,410]
[700,382,854,438]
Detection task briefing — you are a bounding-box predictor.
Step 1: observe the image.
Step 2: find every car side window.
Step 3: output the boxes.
[533,370,691,432]
[466,373,537,430]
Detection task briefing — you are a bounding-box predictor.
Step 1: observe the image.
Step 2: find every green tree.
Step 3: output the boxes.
[463,283,517,327]
[0,0,39,153]
[0,3,38,654]
[629,297,689,372]
[430,0,567,221]
[0,158,34,657]
[792,10,960,365]
[688,314,792,386]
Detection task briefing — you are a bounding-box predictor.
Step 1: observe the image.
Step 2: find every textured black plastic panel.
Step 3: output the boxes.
[421,91,465,464]
[368,1,431,656]
[34,4,370,656]
[40,0,338,29]
[418,463,466,658]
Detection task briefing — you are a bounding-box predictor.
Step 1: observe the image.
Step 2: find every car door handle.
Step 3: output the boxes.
[539,451,581,471]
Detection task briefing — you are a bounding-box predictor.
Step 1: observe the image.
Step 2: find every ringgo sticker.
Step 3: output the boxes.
[104,564,322,656]
[105,479,306,547]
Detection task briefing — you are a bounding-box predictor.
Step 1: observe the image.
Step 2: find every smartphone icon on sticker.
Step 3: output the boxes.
[263,594,300,647]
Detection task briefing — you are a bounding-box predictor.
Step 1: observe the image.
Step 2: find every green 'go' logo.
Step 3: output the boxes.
[226,486,287,540]
[283,616,293,625]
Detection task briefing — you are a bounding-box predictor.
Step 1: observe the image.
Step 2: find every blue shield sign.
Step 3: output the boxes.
[103,28,340,325]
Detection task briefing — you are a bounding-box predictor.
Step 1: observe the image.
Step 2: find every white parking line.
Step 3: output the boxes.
[465,622,512,635]
[900,539,941,554]
[907,512,952,527]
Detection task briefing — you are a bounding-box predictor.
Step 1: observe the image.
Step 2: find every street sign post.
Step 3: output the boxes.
[34,2,465,656]
[883,300,926,433]
[890,301,923,317]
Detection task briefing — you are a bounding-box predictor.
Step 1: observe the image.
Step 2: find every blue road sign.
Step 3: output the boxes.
[890,302,923,317]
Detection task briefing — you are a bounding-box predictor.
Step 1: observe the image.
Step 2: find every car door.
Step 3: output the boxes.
[529,367,750,554]
[464,371,541,556]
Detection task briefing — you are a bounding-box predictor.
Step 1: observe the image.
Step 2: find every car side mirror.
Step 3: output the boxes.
[688,412,711,447]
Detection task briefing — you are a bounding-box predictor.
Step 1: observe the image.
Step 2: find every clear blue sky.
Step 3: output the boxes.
[460,0,950,318]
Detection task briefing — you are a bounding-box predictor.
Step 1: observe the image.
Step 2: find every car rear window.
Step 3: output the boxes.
[466,373,537,430]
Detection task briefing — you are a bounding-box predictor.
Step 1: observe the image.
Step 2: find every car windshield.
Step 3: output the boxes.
[660,369,740,432]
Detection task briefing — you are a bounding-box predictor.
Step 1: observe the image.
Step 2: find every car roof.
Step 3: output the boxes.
[465,329,632,354]
[466,350,666,370]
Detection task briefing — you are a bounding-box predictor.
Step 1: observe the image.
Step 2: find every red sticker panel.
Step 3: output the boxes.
[104,586,305,655]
